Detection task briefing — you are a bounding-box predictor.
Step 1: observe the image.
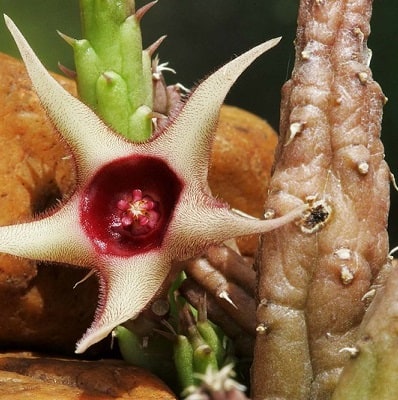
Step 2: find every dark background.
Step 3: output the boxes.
[0,0,397,243]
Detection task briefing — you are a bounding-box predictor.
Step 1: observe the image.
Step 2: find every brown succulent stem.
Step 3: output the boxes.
[252,1,390,399]
[183,254,257,336]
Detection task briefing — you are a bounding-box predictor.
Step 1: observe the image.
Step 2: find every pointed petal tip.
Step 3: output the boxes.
[272,36,282,45]
[3,14,16,34]
[74,255,171,353]
[252,36,282,56]
[4,14,32,59]
[158,36,283,178]
[75,324,114,354]
[215,203,309,241]
[3,15,25,41]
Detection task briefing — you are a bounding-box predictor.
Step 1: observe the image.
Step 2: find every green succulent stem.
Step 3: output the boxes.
[332,266,398,400]
[67,0,153,141]
[174,334,195,390]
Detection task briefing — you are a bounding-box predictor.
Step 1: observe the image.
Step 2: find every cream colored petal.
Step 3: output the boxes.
[75,251,171,353]
[4,15,133,178]
[151,37,281,182]
[167,188,307,260]
[0,197,95,266]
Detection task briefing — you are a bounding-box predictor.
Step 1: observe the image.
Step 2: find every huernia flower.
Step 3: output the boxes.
[1,16,305,353]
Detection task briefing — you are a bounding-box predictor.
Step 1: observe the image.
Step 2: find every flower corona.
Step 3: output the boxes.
[80,156,182,256]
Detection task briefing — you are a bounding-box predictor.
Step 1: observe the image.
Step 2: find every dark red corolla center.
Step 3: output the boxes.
[80,156,183,256]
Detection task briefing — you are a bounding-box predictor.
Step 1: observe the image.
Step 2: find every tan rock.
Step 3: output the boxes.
[0,53,276,352]
[0,352,176,399]
[0,53,98,355]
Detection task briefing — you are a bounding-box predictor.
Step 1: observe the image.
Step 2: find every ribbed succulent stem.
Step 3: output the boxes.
[252,0,390,399]
[66,0,153,141]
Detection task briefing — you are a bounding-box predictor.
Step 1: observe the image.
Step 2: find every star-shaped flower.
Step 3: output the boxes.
[1,16,305,353]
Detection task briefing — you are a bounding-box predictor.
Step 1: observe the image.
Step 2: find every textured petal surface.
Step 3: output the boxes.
[76,251,171,353]
[167,187,307,260]
[4,15,133,179]
[151,38,281,182]
[0,197,95,267]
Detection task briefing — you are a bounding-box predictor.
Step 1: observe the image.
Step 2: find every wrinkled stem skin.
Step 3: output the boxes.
[252,1,389,399]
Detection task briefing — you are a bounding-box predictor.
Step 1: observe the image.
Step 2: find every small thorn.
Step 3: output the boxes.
[334,248,352,261]
[357,161,369,175]
[102,72,114,83]
[340,266,354,285]
[151,113,168,131]
[218,290,238,309]
[146,35,167,57]
[353,27,364,40]
[357,71,368,84]
[73,269,96,289]
[300,43,312,61]
[57,30,75,46]
[301,50,311,60]
[389,245,398,257]
[256,322,268,334]
[335,96,343,105]
[136,0,158,22]
[390,172,398,192]
[160,319,178,336]
[285,121,305,146]
[231,208,257,220]
[339,346,359,357]
[110,330,116,349]
[361,289,376,301]
[175,82,191,93]
[58,62,77,79]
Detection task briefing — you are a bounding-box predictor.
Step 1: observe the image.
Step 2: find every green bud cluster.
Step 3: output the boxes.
[114,274,236,397]
[176,305,228,393]
[62,0,153,141]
